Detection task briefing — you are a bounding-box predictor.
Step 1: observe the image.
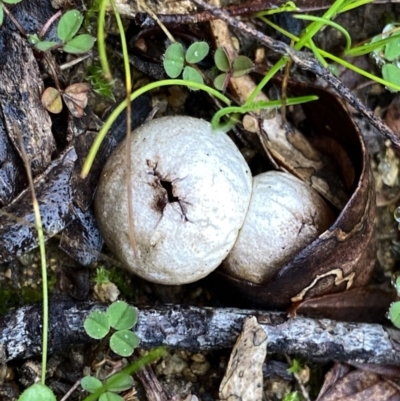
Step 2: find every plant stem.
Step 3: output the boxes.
[38,10,62,38]
[98,0,111,80]
[247,0,347,104]
[14,124,48,384]
[81,79,231,178]
[212,96,318,129]
[1,1,26,35]
[293,14,352,53]
[244,57,287,106]
[108,0,138,257]
[259,16,400,92]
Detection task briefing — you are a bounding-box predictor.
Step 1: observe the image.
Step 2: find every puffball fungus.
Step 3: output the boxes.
[95,116,252,285]
[222,171,335,284]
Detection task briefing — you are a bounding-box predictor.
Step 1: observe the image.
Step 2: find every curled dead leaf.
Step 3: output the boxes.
[62,82,91,118]
[211,82,376,310]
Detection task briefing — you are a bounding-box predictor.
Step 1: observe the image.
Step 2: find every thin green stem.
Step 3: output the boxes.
[254,1,298,16]
[213,96,318,129]
[339,0,374,13]
[249,0,346,105]
[98,0,111,80]
[291,0,347,51]
[15,124,49,385]
[108,0,137,254]
[81,80,231,178]
[320,49,400,90]
[37,205,48,385]
[244,57,287,106]
[293,14,352,53]
[309,38,328,67]
[259,16,400,92]
[346,30,400,57]
[109,0,131,92]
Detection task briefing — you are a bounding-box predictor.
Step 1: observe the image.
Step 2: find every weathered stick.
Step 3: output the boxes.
[1,298,399,365]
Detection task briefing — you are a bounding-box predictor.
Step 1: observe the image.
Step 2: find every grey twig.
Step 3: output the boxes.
[1,299,399,365]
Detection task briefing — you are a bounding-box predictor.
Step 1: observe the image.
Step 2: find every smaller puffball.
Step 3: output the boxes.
[222,171,335,284]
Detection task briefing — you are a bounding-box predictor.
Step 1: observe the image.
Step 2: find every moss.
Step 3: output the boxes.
[93,266,138,301]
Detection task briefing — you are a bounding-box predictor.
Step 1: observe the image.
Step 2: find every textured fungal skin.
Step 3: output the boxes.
[222,171,335,284]
[95,116,252,284]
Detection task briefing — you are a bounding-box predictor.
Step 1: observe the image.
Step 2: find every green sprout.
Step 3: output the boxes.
[283,391,302,401]
[257,3,400,95]
[28,9,95,54]
[80,301,140,401]
[94,266,112,286]
[87,64,116,101]
[287,358,303,374]
[81,372,134,401]
[163,41,209,88]
[213,47,254,91]
[84,301,140,357]
[81,347,166,401]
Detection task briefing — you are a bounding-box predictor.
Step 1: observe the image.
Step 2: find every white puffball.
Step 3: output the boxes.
[95,116,252,285]
[222,171,335,284]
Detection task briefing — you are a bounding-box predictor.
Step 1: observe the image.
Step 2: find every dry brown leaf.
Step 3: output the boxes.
[41,86,63,114]
[290,287,396,323]
[62,82,90,118]
[316,364,400,401]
